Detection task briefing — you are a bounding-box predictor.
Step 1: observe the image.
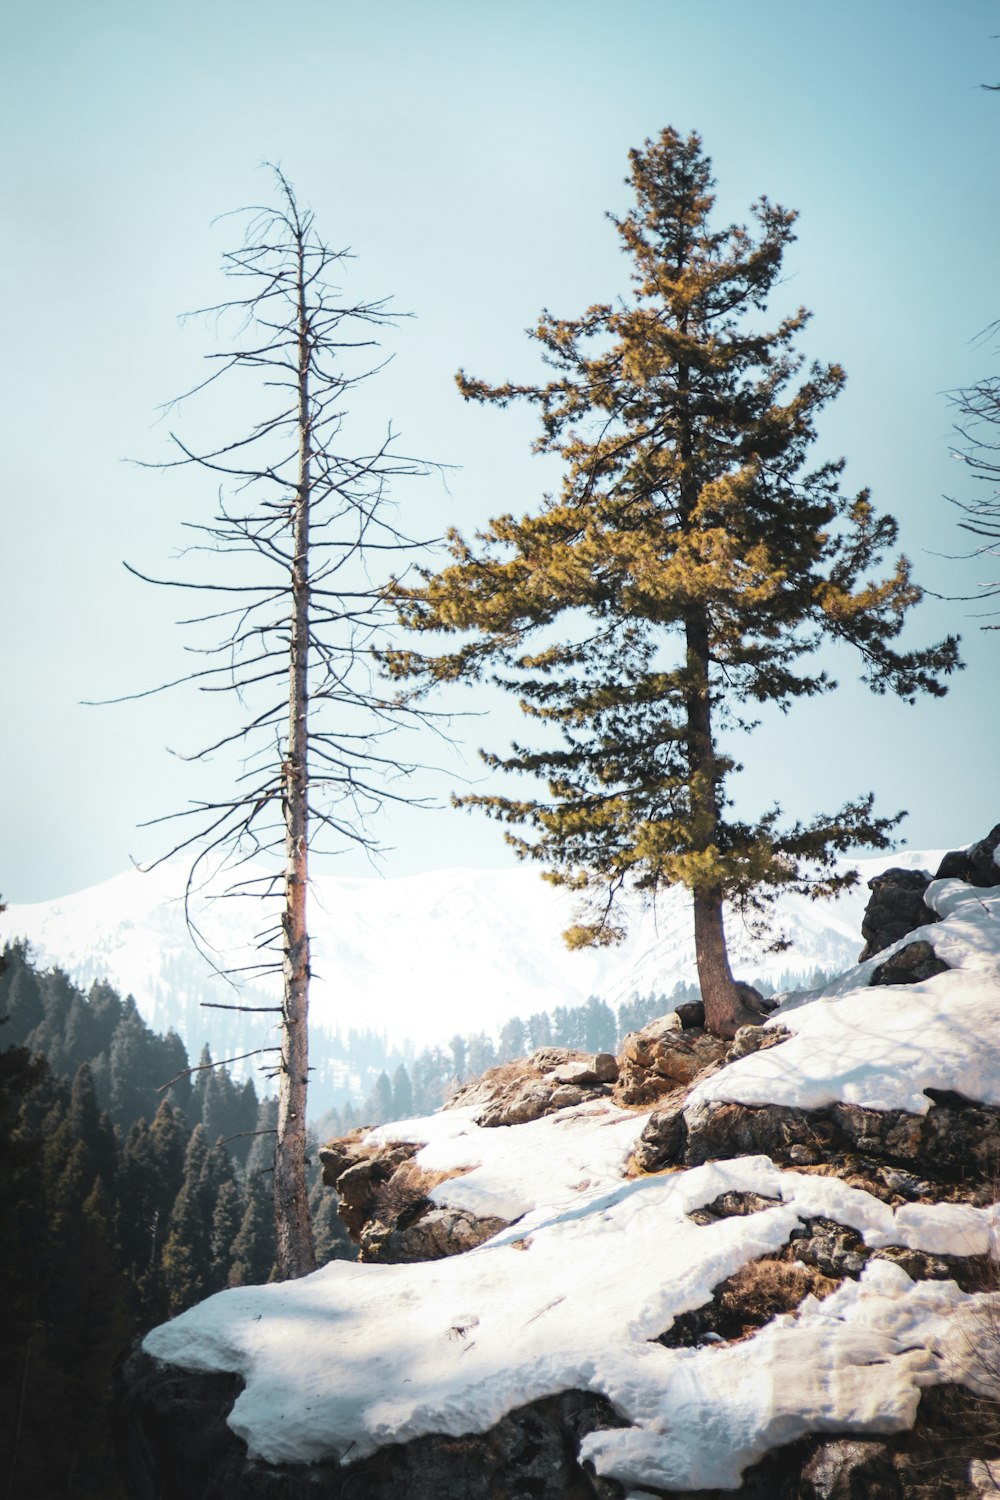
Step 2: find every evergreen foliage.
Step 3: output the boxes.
[230,1167,278,1286]
[390,128,960,1036]
[0,947,279,1496]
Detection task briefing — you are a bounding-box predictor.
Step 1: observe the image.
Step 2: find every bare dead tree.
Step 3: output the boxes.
[946,325,1000,629]
[111,168,438,1279]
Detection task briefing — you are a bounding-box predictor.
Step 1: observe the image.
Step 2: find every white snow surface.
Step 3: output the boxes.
[144,1106,1000,1489]
[691,879,1000,1116]
[139,856,1000,1492]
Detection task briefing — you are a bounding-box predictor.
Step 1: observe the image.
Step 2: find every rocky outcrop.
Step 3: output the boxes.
[667,1385,1000,1499]
[117,1349,628,1500]
[318,1134,421,1238]
[634,1089,1000,1201]
[859,867,938,962]
[871,940,950,986]
[319,1136,507,1263]
[937,824,1000,888]
[445,1048,619,1128]
[858,827,1000,968]
[614,1014,728,1106]
[359,1203,508,1263]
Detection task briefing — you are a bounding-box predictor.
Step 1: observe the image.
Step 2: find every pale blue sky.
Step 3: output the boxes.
[2,0,998,902]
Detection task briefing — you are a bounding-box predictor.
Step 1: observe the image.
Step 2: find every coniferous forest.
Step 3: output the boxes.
[0,943,352,1500]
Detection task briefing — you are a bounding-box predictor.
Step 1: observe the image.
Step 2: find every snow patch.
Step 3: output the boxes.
[691,883,1000,1116]
[144,1121,1000,1489]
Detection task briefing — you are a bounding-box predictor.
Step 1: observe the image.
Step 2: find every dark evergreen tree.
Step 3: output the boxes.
[209,1178,245,1294]
[551,1007,573,1047]
[498,1015,527,1061]
[45,1180,133,1498]
[86,979,125,1054]
[362,1069,394,1125]
[231,1076,262,1164]
[202,1060,242,1144]
[247,1096,279,1174]
[189,1042,214,1128]
[161,1124,212,1314]
[118,1117,160,1277]
[156,1026,193,1117]
[109,999,159,1130]
[580,996,617,1053]
[149,1097,189,1208]
[2,953,44,1043]
[25,967,78,1075]
[229,1167,277,1286]
[391,127,960,1037]
[1,1036,132,1500]
[466,1032,496,1076]
[390,1063,414,1121]
[68,1061,117,1191]
[526,1011,553,1050]
[448,1033,467,1082]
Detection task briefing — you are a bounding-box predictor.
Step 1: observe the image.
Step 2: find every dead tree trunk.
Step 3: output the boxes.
[274,229,317,1280]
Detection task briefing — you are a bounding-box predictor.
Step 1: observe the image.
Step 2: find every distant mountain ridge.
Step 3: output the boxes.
[1,851,943,1084]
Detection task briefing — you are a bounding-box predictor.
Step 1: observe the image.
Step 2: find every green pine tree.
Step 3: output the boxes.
[390,127,961,1037]
[208,1178,245,1294]
[229,1167,277,1286]
[160,1124,212,1314]
[390,1063,414,1121]
[108,1000,159,1131]
[2,954,44,1044]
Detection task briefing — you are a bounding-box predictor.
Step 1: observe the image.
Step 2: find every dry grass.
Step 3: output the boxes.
[370,1160,473,1227]
[717,1257,840,1342]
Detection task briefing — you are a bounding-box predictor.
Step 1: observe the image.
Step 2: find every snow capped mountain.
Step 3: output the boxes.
[0,848,942,1072]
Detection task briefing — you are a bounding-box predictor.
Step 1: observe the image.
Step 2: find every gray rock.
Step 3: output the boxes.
[789,1217,870,1278]
[683,1097,838,1166]
[675,999,705,1028]
[630,1099,688,1173]
[551,1053,619,1086]
[477,1078,583,1127]
[326,1142,420,1237]
[727,1022,791,1060]
[116,1350,629,1500]
[870,939,950,986]
[828,1101,925,1161]
[360,1205,508,1264]
[858,867,937,961]
[937,824,1000,889]
[615,1020,727,1106]
[592,1051,619,1083]
[446,1051,611,1128]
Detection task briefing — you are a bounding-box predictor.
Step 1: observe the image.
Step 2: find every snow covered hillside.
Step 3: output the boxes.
[133,848,1000,1497]
[0,848,939,1072]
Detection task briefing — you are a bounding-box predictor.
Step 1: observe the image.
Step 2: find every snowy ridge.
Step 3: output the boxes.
[142,872,1000,1493]
[0,848,942,1061]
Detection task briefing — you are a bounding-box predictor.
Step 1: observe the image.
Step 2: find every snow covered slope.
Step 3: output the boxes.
[0,848,941,1061]
[142,871,1000,1495]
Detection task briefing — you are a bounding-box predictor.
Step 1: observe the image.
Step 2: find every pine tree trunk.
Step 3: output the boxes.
[692,888,762,1039]
[684,611,762,1040]
[273,232,316,1281]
